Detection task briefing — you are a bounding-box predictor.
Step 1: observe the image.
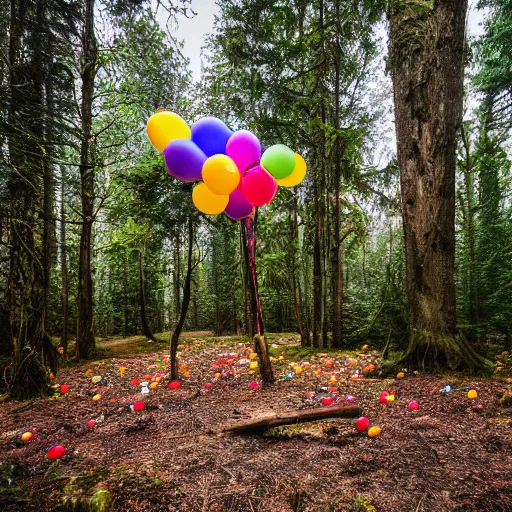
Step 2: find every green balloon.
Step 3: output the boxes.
[260,144,296,179]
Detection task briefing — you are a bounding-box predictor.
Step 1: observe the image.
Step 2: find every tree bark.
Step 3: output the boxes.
[389,0,487,370]
[169,215,194,380]
[76,0,97,360]
[138,249,156,341]
[6,0,51,399]
[223,405,360,434]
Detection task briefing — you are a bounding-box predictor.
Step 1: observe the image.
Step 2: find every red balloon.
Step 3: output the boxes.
[321,397,333,406]
[240,165,277,207]
[168,381,181,390]
[60,384,69,394]
[379,391,389,403]
[355,416,370,431]
[87,420,96,427]
[48,445,66,459]
[133,401,145,411]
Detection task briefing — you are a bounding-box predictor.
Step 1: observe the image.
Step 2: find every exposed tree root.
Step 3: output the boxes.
[399,330,493,373]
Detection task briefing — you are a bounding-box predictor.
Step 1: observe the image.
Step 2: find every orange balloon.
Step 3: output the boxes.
[192,183,229,215]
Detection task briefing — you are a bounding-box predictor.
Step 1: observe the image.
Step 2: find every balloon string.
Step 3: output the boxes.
[245,216,263,336]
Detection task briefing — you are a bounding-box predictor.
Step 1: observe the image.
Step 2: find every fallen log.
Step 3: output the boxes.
[223,405,360,434]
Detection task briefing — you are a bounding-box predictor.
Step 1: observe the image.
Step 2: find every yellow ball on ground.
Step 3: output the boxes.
[368,426,382,437]
[467,389,478,399]
[92,394,101,401]
[396,372,405,379]
[249,353,258,360]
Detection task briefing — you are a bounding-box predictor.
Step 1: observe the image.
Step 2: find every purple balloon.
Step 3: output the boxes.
[191,117,232,157]
[164,139,207,182]
[226,130,261,175]
[225,185,254,221]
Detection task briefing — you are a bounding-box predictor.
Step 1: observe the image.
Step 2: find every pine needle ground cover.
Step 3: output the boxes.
[0,334,510,512]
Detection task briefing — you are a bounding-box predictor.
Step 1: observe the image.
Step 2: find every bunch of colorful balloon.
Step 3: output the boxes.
[146,111,307,221]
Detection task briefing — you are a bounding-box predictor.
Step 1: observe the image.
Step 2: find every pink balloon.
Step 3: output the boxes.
[240,165,277,207]
[225,185,254,221]
[226,130,261,175]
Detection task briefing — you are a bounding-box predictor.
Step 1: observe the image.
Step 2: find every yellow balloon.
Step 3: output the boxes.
[146,111,191,151]
[202,154,240,195]
[276,153,307,187]
[192,183,229,215]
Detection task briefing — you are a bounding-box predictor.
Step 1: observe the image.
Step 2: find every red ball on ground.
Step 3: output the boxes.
[47,445,66,459]
[379,391,389,403]
[355,416,370,431]
[168,381,181,389]
[133,401,145,411]
[408,400,419,411]
[321,397,334,406]
[87,420,96,427]
[60,384,69,394]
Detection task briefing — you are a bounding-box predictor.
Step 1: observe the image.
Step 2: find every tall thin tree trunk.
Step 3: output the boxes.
[169,215,194,380]
[389,0,487,370]
[76,0,97,359]
[291,196,308,346]
[460,122,479,332]
[139,249,156,341]
[60,167,69,354]
[331,7,343,348]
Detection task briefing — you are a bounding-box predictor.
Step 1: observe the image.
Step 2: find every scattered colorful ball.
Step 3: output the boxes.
[133,401,145,411]
[379,391,390,403]
[368,426,382,438]
[47,445,66,459]
[355,417,370,431]
[408,400,419,411]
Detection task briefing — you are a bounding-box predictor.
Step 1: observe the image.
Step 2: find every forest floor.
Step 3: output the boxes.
[0,333,511,512]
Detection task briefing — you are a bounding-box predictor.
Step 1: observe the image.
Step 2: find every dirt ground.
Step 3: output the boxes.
[0,334,511,512]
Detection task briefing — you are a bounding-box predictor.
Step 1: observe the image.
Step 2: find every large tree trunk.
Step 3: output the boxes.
[76,0,97,360]
[6,0,51,399]
[169,215,194,380]
[138,250,156,341]
[389,0,487,370]
[241,215,274,385]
